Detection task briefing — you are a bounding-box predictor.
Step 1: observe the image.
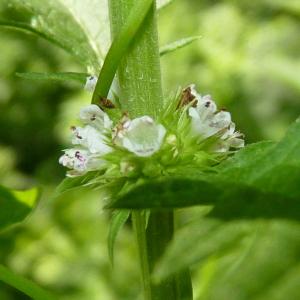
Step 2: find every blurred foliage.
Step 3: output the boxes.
[0,0,299,299]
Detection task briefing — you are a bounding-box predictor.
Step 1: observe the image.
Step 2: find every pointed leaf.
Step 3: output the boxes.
[160,36,201,57]
[108,210,130,264]
[16,72,88,84]
[0,186,39,231]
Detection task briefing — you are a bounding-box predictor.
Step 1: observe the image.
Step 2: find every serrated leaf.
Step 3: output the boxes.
[16,72,88,84]
[108,210,130,264]
[0,185,39,231]
[0,0,110,72]
[0,264,55,300]
[160,36,201,57]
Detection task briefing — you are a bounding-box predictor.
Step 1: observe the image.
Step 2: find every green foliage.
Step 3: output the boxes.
[0,264,55,300]
[111,120,300,212]
[0,185,39,231]
[16,72,88,85]
[108,210,130,264]
[109,119,300,299]
[155,219,300,300]
[0,186,54,299]
[160,36,201,57]
[0,0,109,72]
[0,0,300,299]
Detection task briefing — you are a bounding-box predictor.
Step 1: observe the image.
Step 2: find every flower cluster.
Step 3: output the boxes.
[59,83,244,177]
[186,84,244,152]
[59,105,166,176]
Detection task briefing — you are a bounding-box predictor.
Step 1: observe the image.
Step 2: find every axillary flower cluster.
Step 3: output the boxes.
[59,77,244,178]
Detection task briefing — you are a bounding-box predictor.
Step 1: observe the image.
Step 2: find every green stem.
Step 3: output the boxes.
[146,211,177,299]
[132,212,152,300]
[108,0,163,118]
[107,1,192,299]
[92,0,154,105]
[132,211,176,300]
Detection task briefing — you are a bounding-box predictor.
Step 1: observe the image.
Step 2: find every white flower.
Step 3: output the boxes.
[59,104,113,176]
[59,149,105,176]
[187,84,244,151]
[71,125,112,154]
[84,75,98,92]
[114,116,166,157]
[79,104,112,130]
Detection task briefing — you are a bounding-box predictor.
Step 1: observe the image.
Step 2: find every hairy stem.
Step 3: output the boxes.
[108,1,191,299]
[108,0,163,118]
[132,212,152,300]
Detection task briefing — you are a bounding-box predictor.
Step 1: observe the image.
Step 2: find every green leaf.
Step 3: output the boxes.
[109,178,219,209]
[155,219,300,300]
[153,219,252,282]
[0,185,39,231]
[175,269,193,300]
[16,72,88,84]
[0,264,56,300]
[151,121,300,299]
[160,36,201,57]
[55,171,103,196]
[108,210,130,264]
[0,0,110,72]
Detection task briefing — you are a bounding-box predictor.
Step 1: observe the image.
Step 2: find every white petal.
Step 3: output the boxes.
[59,148,108,176]
[188,107,201,120]
[228,137,245,148]
[71,125,112,154]
[59,149,90,172]
[84,75,98,92]
[210,111,231,129]
[79,104,112,130]
[222,122,236,139]
[115,116,166,157]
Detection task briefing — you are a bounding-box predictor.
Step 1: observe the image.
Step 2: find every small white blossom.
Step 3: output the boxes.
[59,148,105,176]
[187,84,244,152]
[79,104,112,130]
[59,104,113,176]
[84,75,98,92]
[71,125,112,154]
[114,116,166,157]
